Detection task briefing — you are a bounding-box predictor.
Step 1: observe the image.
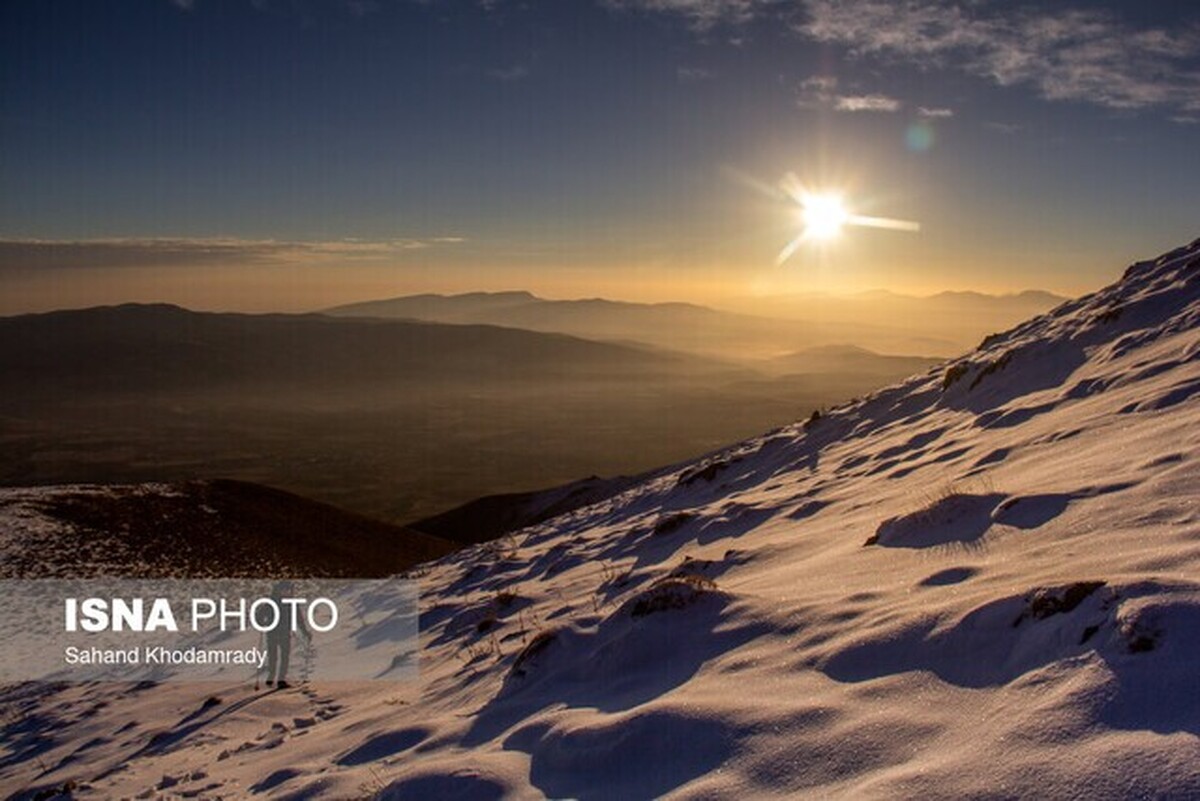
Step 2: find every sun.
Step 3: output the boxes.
[800,194,849,241]
[774,173,921,265]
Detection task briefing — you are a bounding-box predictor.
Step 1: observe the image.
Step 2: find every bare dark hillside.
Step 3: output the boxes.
[0,479,456,578]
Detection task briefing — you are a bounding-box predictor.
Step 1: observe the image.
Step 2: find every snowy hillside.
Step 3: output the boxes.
[4,239,1200,799]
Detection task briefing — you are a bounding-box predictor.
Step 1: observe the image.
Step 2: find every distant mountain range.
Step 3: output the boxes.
[325,291,809,360]
[325,288,1066,358]
[848,288,1065,304]
[741,287,1067,317]
[766,344,942,377]
[0,302,703,400]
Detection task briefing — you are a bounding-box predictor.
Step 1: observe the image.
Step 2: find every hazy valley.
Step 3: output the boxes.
[0,289,1056,529]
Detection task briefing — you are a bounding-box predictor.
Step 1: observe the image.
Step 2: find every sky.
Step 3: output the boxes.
[1,0,1198,313]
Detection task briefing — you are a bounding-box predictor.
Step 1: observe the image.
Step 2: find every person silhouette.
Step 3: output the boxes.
[261,581,311,689]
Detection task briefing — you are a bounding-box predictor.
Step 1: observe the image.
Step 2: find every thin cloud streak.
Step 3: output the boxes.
[834,94,901,112]
[796,75,902,112]
[0,237,466,272]
[677,66,714,81]
[918,106,955,118]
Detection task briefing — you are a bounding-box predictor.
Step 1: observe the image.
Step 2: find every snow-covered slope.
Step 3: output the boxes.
[4,240,1200,799]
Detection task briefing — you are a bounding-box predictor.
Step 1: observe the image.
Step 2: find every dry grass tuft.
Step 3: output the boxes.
[625,574,719,618]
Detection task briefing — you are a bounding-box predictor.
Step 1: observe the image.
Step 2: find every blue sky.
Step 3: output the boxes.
[1,0,1198,311]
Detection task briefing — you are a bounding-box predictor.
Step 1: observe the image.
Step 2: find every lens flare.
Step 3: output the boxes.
[776,172,920,265]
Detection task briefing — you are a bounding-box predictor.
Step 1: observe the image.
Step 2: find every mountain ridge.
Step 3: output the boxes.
[324,287,1067,359]
[325,287,1067,314]
[0,302,706,398]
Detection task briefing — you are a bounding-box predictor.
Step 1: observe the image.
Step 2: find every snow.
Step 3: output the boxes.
[3,239,1200,798]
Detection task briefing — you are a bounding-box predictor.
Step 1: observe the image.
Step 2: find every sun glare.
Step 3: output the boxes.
[801,194,848,241]
[774,172,921,265]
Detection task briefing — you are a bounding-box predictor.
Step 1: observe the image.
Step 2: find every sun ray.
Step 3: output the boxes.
[846,214,921,233]
[775,232,807,266]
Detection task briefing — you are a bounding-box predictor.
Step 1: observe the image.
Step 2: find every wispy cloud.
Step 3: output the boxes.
[0,237,466,271]
[984,121,1023,135]
[918,106,954,118]
[795,74,837,104]
[610,1,1200,117]
[798,1,1200,114]
[796,75,902,113]
[676,66,714,81]
[834,93,901,112]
